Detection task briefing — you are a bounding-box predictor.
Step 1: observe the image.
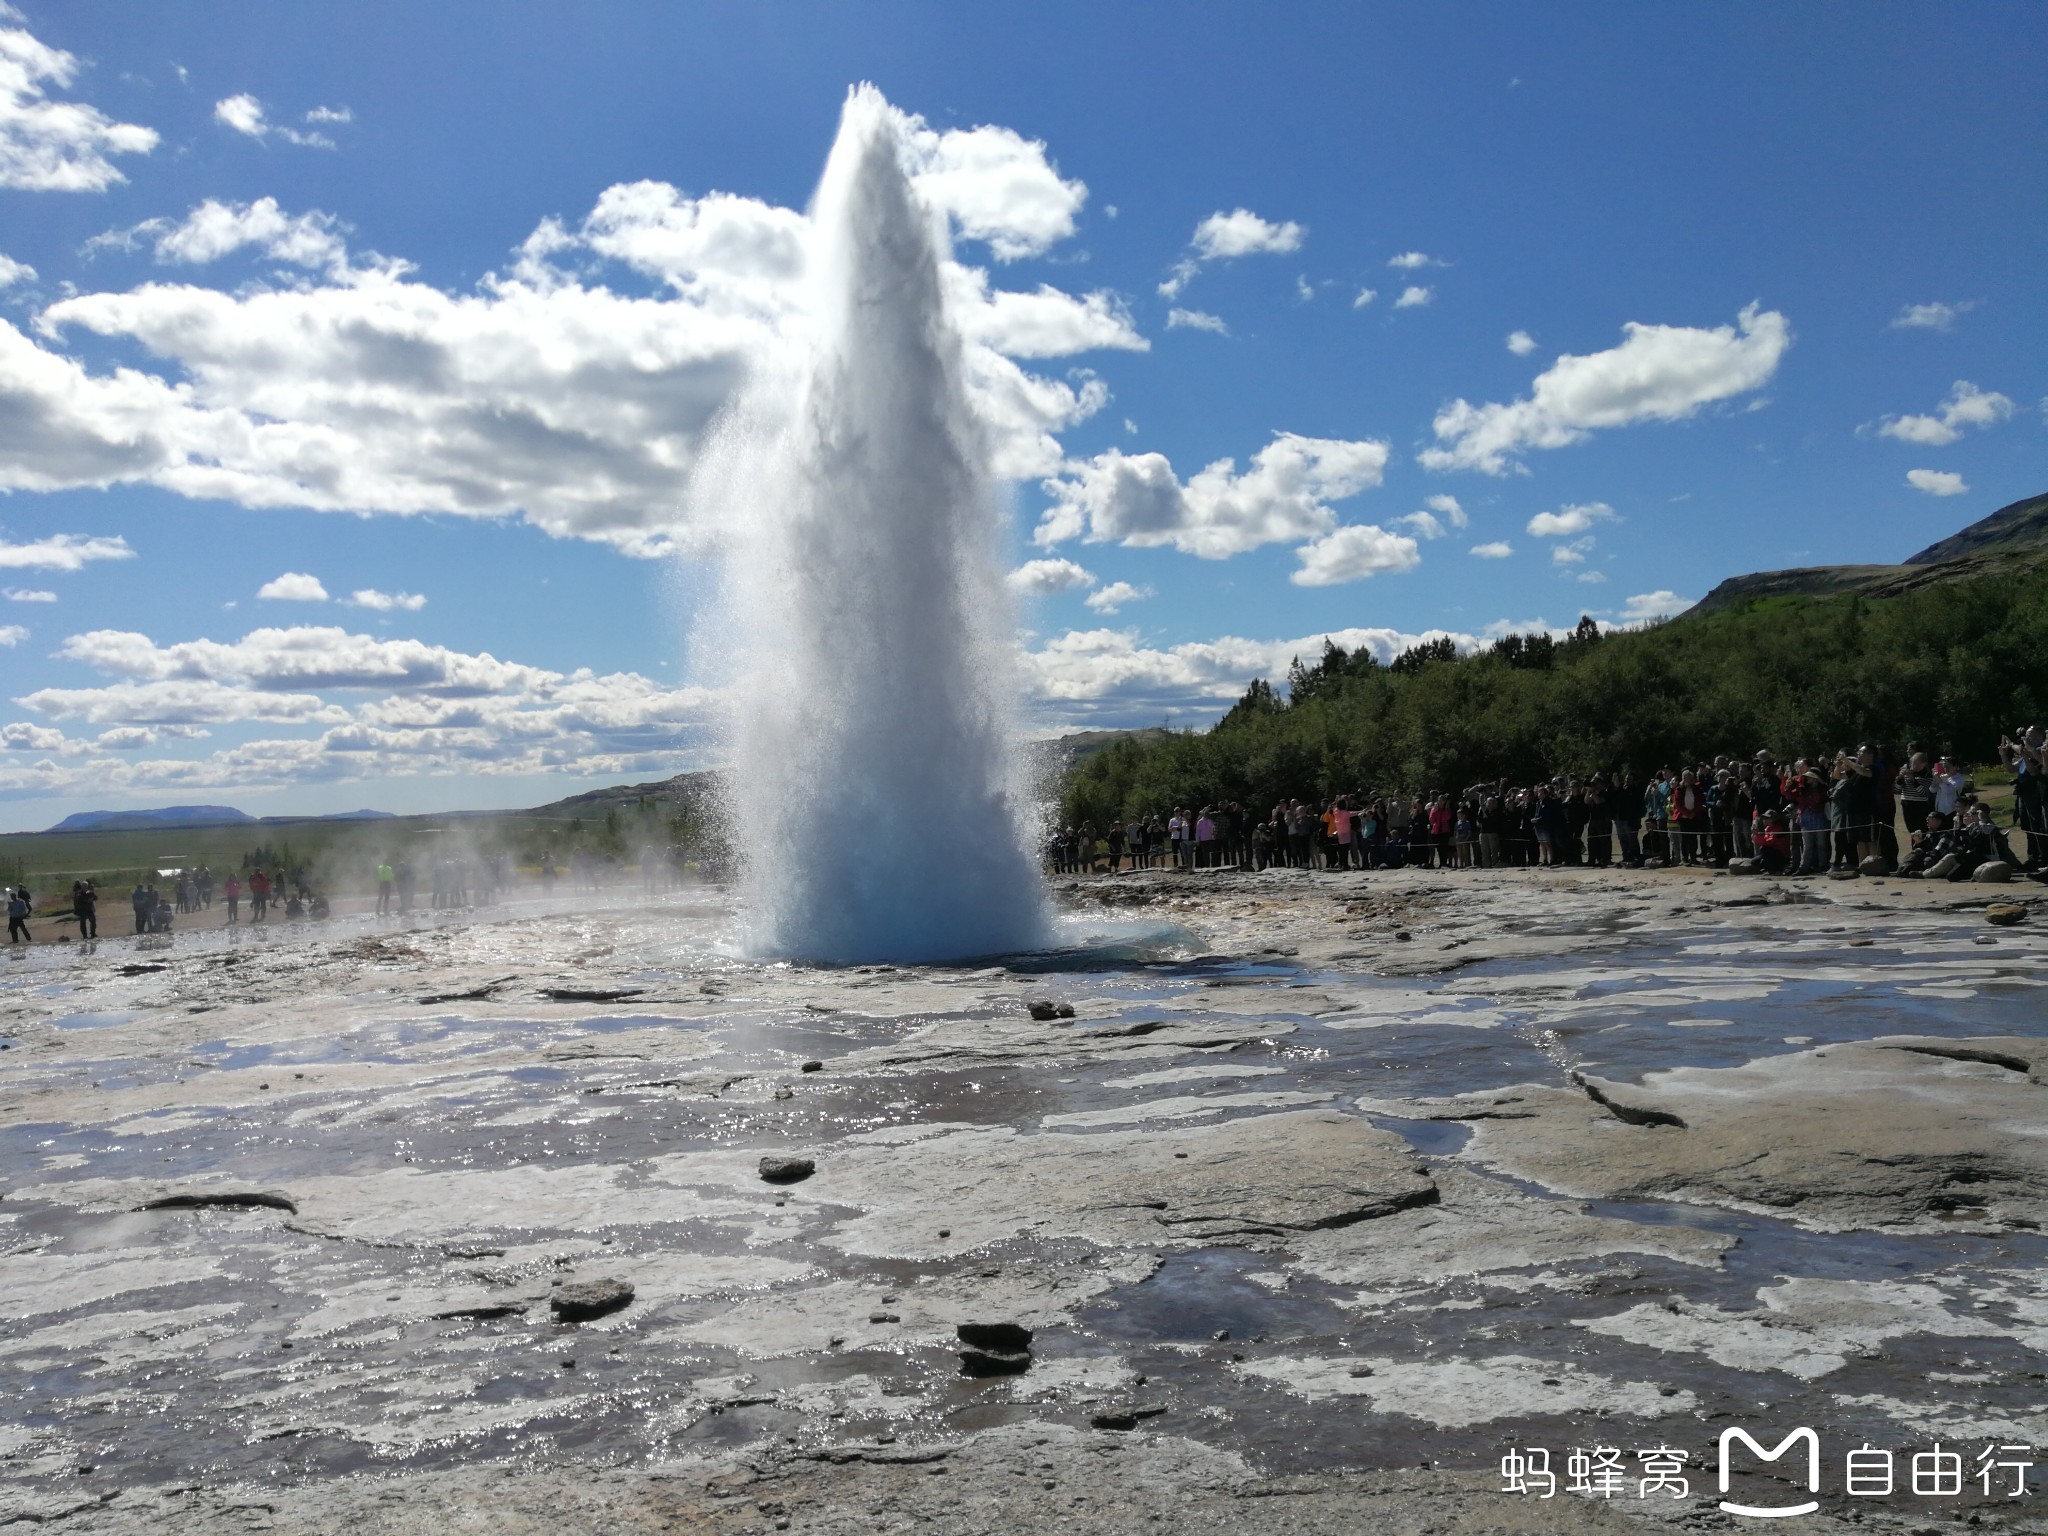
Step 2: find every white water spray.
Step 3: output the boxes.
[706,86,1050,964]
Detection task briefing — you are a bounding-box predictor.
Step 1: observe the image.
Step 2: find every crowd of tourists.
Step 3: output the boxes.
[1051,732,2048,883]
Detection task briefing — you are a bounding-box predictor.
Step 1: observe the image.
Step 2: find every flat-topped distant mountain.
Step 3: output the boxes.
[1686,490,2048,616]
[48,805,258,833]
[44,805,397,834]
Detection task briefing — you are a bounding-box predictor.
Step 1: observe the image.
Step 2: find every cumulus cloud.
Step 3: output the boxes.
[900,117,1087,261]
[305,105,351,125]
[1393,285,1433,309]
[1423,493,1467,528]
[4,586,54,600]
[1470,541,1513,559]
[1036,432,1390,559]
[1166,307,1227,334]
[123,197,354,275]
[1620,590,1690,622]
[4,102,1129,552]
[1021,623,1476,724]
[53,624,560,697]
[1005,557,1095,597]
[0,252,33,285]
[1505,330,1537,356]
[213,93,334,148]
[1890,301,1973,332]
[0,620,23,644]
[1082,580,1148,614]
[0,533,134,570]
[1352,287,1377,309]
[1290,524,1421,586]
[1191,208,1304,260]
[1395,511,1447,540]
[1550,536,1594,566]
[1387,251,1433,270]
[1526,501,1615,538]
[0,14,158,190]
[256,571,328,602]
[1906,468,1967,496]
[1875,380,2013,446]
[1421,304,1790,474]
[345,588,425,611]
[2,719,67,749]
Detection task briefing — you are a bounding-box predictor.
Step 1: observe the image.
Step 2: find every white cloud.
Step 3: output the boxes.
[1889,301,1973,332]
[1421,303,1791,474]
[0,252,33,285]
[1906,468,1967,497]
[1470,541,1513,559]
[0,15,158,190]
[1037,432,1390,559]
[1387,252,1435,270]
[1550,536,1594,566]
[95,725,160,750]
[256,571,329,602]
[4,586,55,600]
[1395,511,1446,540]
[1005,557,1095,597]
[947,267,1146,358]
[144,197,353,275]
[1166,307,1228,334]
[19,678,351,726]
[0,533,134,570]
[345,588,426,611]
[1525,501,1615,537]
[1157,259,1197,301]
[1351,287,1377,308]
[213,93,333,148]
[1424,493,1467,528]
[1620,590,1689,622]
[1393,285,1433,309]
[1290,524,1421,586]
[213,93,266,137]
[2,719,67,749]
[899,116,1087,261]
[6,106,1123,552]
[0,621,23,645]
[1876,380,2013,446]
[1191,208,1304,260]
[53,624,555,696]
[1295,275,1314,303]
[1083,581,1149,614]
[1575,569,1607,584]
[1021,623,1477,723]
[1505,330,1537,356]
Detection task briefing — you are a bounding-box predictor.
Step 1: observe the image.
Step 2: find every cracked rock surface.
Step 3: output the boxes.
[2,866,2044,1531]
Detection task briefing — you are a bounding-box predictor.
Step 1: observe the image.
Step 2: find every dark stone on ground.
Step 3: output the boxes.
[1985,903,2027,926]
[758,1155,815,1184]
[1026,1000,1059,1021]
[549,1278,634,1323]
[956,1321,1033,1352]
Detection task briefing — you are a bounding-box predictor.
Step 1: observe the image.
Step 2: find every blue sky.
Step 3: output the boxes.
[1,2,2043,829]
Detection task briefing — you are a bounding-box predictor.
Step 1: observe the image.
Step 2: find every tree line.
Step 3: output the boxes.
[1060,565,2048,826]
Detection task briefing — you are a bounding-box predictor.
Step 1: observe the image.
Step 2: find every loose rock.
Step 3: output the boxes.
[549,1278,635,1323]
[759,1155,816,1184]
[1985,903,2027,926]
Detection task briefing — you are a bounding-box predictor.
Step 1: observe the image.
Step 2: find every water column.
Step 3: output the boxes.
[720,86,1050,963]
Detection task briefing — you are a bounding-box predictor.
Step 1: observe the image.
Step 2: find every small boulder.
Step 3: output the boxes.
[956,1320,1032,1377]
[1726,858,1758,875]
[1985,903,2028,927]
[549,1277,634,1323]
[1026,1000,1059,1021]
[758,1155,815,1184]
[1973,862,2014,884]
[800,1060,823,1073]
[1053,1002,1076,1019]
[1828,867,1860,881]
[1858,856,1890,876]
[1089,1403,1167,1431]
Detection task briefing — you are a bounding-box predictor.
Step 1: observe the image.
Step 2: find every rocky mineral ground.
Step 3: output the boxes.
[2,867,2044,1533]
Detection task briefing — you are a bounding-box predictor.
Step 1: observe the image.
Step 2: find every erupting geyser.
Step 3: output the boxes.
[709,86,1050,964]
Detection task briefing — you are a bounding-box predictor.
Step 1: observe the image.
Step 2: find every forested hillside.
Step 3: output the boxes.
[1061,563,2048,826]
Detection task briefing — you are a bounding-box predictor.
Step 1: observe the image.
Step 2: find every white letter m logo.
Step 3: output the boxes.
[1719,1427,1821,1518]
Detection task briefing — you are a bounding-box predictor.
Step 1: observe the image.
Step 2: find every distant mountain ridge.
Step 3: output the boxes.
[46,805,395,833]
[1685,490,2048,616]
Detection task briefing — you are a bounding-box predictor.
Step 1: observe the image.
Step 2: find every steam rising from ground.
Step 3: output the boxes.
[696,87,1049,964]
